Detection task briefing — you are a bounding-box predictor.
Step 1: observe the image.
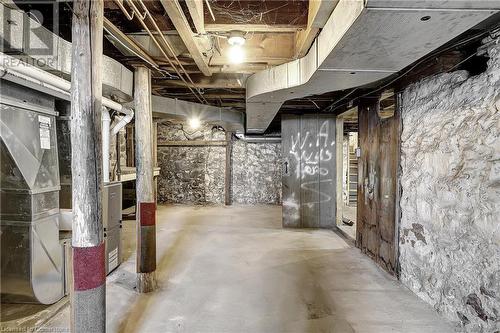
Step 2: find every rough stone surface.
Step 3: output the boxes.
[157,122,225,204]
[157,122,282,205]
[232,141,282,204]
[399,41,500,333]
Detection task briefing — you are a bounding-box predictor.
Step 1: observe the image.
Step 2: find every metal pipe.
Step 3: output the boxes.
[234,133,281,143]
[102,108,111,183]
[114,0,207,104]
[111,112,134,135]
[0,52,133,116]
[136,0,208,102]
[205,0,216,21]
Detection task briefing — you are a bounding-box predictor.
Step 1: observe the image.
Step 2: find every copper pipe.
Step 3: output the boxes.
[112,0,206,104]
[135,0,208,102]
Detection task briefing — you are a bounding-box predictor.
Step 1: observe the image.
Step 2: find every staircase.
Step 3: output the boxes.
[348,148,358,205]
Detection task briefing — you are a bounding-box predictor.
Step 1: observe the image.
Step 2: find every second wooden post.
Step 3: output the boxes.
[134,66,157,292]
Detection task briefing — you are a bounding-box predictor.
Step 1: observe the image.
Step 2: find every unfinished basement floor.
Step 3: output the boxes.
[42,205,454,332]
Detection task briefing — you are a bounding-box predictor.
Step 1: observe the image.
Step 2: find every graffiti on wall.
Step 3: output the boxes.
[288,120,335,207]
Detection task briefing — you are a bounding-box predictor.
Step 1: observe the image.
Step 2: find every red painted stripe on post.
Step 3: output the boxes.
[140,202,156,226]
[73,242,105,291]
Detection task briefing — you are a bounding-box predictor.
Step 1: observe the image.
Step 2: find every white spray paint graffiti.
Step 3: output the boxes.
[288,120,335,206]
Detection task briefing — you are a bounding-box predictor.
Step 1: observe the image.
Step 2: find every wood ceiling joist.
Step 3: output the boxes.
[185,0,205,34]
[295,0,338,57]
[160,0,212,76]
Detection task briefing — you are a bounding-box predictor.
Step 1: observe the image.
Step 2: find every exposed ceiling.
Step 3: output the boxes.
[99,0,316,113]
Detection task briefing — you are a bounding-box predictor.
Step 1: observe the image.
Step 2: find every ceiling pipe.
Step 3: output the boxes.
[234,133,281,143]
[113,0,208,104]
[0,53,133,116]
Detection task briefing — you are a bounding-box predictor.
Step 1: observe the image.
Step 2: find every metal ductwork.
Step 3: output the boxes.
[151,95,244,132]
[245,0,500,133]
[0,3,133,101]
[0,80,63,304]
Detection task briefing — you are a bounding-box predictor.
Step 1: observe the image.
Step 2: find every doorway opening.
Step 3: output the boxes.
[336,108,358,240]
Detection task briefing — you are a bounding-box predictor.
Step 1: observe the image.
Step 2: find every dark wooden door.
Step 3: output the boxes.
[282,114,336,229]
[357,97,400,275]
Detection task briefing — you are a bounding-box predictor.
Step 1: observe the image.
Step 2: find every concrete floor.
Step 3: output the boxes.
[338,205,357,240]
[42,205,454,333]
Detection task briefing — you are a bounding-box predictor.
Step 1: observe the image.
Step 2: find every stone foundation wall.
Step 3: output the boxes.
[157,122,225,204]
[157,121,282,205]
[232,141,282,204]
[399,40,500,332]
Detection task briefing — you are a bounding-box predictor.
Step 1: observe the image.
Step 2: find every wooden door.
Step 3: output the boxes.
[282,114,336,229]
[357,96,400,275]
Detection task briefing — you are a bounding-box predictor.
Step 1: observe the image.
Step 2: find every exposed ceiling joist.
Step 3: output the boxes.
[160,0,212,76]
[295,0,339,57]
[103,17,159,68]
[185,0,205,34]
[205,24,302,33]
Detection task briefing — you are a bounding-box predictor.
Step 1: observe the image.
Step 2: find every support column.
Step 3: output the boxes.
[335,117,344,227]
[225,131,233,205]
[134,66,157,293]
[70,0,105,332]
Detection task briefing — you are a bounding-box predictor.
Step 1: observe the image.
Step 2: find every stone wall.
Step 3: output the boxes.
[399,40,500,332]
[157,122,225,204]
[232,141,282,204]
[157,121,282,205]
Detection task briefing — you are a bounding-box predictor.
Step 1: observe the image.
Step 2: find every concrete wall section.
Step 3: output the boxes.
[399,41,500,332]
[232,141,282,205]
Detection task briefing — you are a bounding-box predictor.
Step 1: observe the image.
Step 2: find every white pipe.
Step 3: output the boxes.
[234,133,281,143]
[110,112,134,135]
[102,108,111,183]
[0,53,132,116]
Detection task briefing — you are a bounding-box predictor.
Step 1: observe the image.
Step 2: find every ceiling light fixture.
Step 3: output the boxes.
[228,31,246,46]
[228,31,246,64]
[188,117,201,130]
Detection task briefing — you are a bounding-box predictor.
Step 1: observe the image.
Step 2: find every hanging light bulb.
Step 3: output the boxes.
[188,117,201,129]
[228,45,245,64]
[227,31,245,64]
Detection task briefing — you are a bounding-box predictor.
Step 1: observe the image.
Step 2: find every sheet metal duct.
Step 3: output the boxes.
[0,3,133,101]
[0,80,63,304]
[245,0,500,133]
[151,95,244,132]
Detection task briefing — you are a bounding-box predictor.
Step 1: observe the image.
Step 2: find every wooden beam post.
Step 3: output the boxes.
[70,1,106,332]
[225,131,233,205]
[335,117,344,228]
[134,66,157,293]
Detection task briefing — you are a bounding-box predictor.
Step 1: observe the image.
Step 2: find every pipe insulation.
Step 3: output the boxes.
[0,53,134,118]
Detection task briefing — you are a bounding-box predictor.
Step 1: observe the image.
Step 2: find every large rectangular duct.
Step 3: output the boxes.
[0,80,64,304]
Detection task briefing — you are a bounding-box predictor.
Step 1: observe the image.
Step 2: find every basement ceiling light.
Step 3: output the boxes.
[188,117,201,130]
[228,31,246,64]
[228,31,246,46]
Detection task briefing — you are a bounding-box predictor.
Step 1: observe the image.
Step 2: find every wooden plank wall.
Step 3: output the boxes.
[357,96,400,275]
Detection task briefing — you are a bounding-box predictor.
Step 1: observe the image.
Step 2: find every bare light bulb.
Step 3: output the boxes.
[188,117,201,129]
[228,45,244,64]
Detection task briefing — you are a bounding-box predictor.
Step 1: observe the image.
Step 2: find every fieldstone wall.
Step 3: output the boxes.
[399,39,500,332]
[232,141,282,204]
[157,122,225,204]
[157,121,282,205]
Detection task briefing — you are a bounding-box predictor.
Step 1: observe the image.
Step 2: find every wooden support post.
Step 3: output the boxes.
[70,0,105,332]
[225,131,233,205]
[134,66,157,293]
[335,117,344,228]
